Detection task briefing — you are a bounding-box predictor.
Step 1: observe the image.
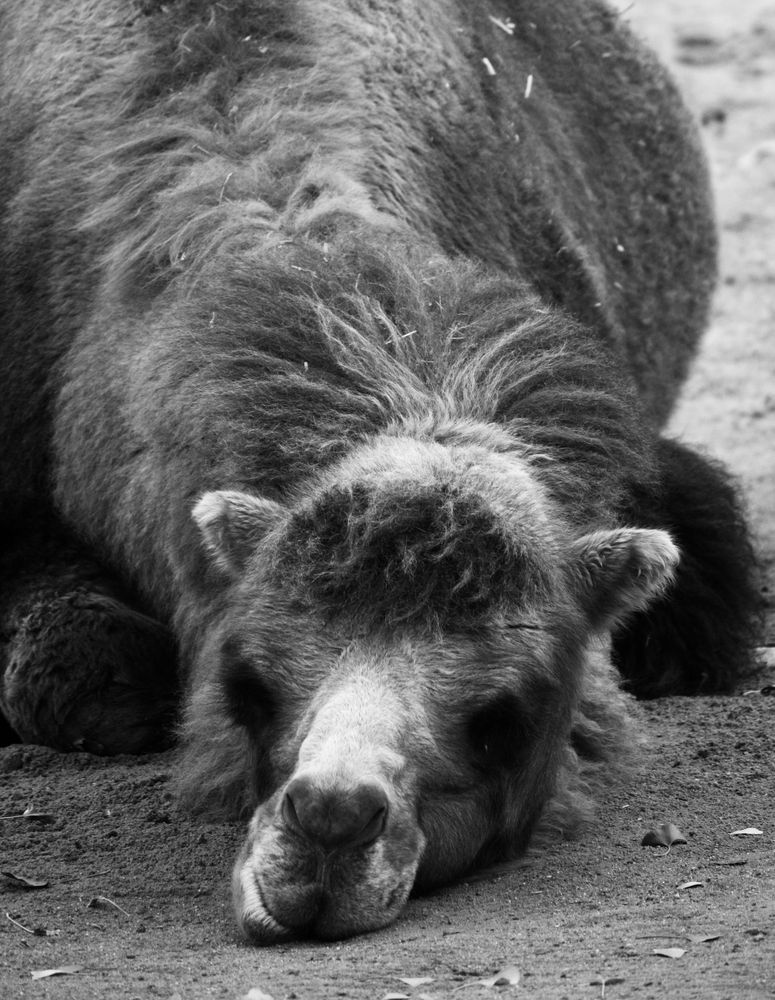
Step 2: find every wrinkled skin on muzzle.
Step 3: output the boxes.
[222,629,576,943]
[232,672,428,942]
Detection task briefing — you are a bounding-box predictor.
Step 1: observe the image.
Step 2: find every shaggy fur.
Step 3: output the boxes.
[613,439,761,696]
[0,509,177,752]
[0,0,760,943]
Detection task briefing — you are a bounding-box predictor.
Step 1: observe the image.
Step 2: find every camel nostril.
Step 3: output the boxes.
[281,787,303,834]
[358,803,387,845]
[282,775,389,850]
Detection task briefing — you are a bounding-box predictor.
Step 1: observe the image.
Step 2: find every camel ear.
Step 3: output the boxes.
[568,528,679,631]
[192,490,286,575]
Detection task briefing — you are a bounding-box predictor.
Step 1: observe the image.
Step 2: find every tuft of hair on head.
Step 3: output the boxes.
[273,476,554,631]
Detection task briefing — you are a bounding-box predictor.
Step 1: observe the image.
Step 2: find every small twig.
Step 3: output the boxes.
[594,978,625,998]
[0,807,55,824]
[488,15,515,35]
[6,913,34,934]
[57,869,112,884]
[218,171,234,204]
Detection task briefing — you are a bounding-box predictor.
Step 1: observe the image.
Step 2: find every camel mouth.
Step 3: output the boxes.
[235,861,298,945]
[232,817,421,944]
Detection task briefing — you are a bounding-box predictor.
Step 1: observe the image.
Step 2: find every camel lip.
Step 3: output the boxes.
[237,856,411,944]
[237,864,299,944]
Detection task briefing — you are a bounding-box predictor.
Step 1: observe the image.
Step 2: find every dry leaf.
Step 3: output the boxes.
[399,978,435,988]
[240,989,276,1000]
[687,934,720,943]
[31,966,81,980]
[738,139,775,169]
[383,994,410,1000]
[653,948,685,959]
[678,881,703,890]
[641,823,687,848]
[730,828,763,836]
[88,895,131,916]
[479,966,521,987]
[2,871,49,889]
[21,806,56,824]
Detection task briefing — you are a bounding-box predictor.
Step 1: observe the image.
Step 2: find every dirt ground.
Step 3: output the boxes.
[1,2,774,998]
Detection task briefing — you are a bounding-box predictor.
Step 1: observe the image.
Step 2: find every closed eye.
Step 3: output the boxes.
[220,655,276,730]
[467,693,535,771]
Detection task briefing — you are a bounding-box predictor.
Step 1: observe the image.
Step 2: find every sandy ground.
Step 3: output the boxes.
[1,2,774,998]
